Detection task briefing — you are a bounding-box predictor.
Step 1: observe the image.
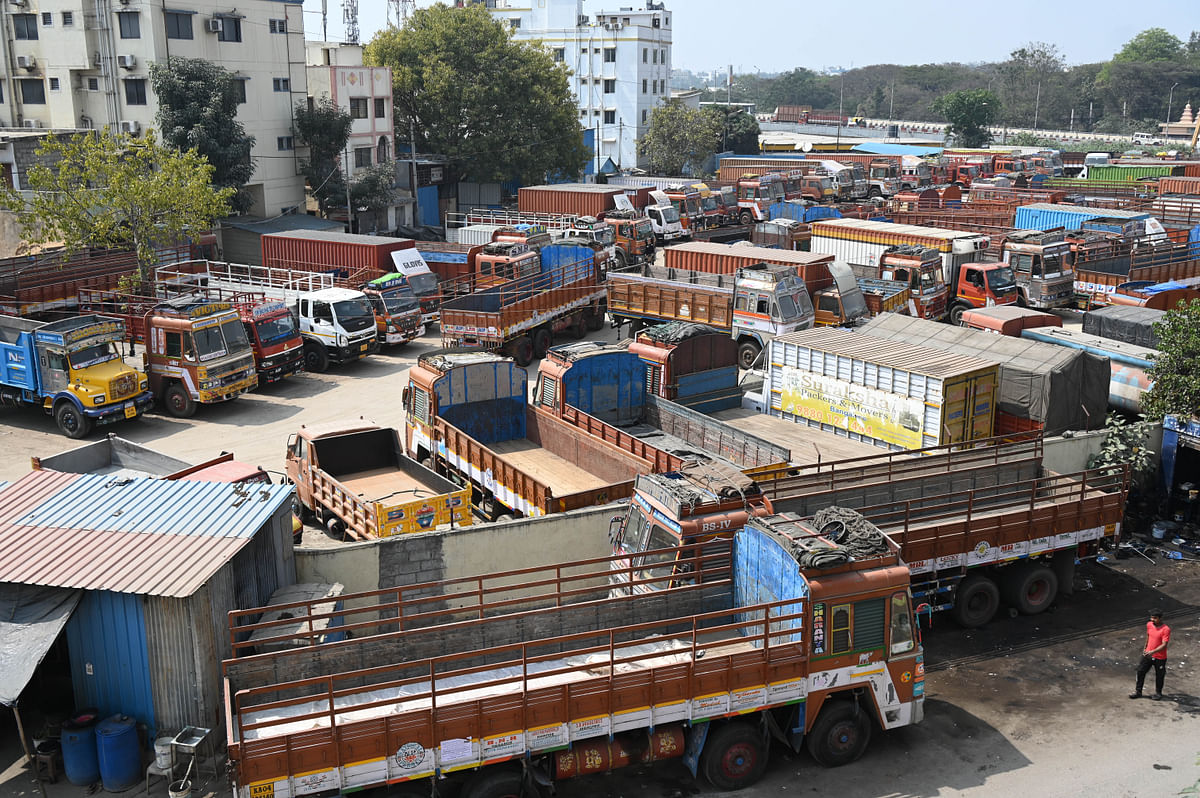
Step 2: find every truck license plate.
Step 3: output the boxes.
[123,402,136,419]
[359,343,368,352]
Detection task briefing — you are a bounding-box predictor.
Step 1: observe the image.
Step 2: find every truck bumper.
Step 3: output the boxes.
[198,374,259,404]
[329,338,380,364]
[382,324,426,345]
[258,353,305,384]
[88,392,154,424]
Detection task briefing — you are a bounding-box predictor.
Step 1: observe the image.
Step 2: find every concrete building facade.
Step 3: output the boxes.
[480,0,672,171]
[0,0,308,218]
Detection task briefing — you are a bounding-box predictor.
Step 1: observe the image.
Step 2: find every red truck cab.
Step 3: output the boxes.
[948,262,1019,324]
[240,300,305,383]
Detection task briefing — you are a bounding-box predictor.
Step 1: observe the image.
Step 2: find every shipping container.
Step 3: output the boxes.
[414,241,483,283]
[261,230,414,278]
[761,327,998,451]
[859,314,1109,435]
[1158,176,1200,196]
[1013,203,1151,232]
[1086,165,1178,182]
[448,224,501,246]
[518,184,625,217]
[662,241,835,290]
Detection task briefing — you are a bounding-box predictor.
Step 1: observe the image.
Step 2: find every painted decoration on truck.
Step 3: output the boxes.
[777,367,924,450]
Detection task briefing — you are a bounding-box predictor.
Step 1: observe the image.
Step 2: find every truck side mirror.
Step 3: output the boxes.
[401,387,410,409]
[608,515,625,546]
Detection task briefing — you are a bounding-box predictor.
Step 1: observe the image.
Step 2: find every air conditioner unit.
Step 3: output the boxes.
[603,22,614,30]
[15,55,36,70]
[117,54,136,69]
[119,120,140,134]
[22,119,40,129]
[206,18,223,33]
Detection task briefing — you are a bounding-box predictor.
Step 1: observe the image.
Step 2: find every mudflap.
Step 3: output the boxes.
[1052,548,1077,597]
[765,704,805,752]
[682,722,709,778]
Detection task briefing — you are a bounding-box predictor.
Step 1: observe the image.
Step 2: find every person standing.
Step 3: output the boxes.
[1129,610,1170,700]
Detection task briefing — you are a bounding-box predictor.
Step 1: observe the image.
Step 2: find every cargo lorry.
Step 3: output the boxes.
[286,423,470,540]
[223,512,924,798]
[612,434,1129,629]
[403,350,660,521]
[0,314,152,438]
[628,322,743,412]
[360,273,426,345]
[439,243,604,367]
[809,218,1017,324]
[606,262,816,369]
[73,291,259,417]
[848,245,949,320]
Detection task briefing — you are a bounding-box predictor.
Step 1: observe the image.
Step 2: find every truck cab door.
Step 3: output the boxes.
[288,435,311,506]
[40,349,69,394]
[960,268,987,306]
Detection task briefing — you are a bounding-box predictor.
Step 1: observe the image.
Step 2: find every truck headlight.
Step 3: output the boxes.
[139,380,148,391]
[92,395,105,405]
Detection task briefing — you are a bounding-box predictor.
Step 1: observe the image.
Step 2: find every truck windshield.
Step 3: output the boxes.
[255,314,297,345]
[334,298,376,327]
[919,267,943,293]
[1042,251,1072,276]
[635,220,654,239]
[777,289,814,320]
[406,272,440,296]
[194,319,250,361]
[635,525,684,582]
[769,183,785,201]
[67,342,120,370]
[701,195,719,212]
[986,267,1016,292]
[870,167,889,179]
[595,227,616,246]
[380,291,420,314]
[661,206,680,223]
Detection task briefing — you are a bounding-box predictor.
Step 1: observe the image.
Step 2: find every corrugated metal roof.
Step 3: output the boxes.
[811,217,988,241]
[774,327,998,378]
[0,471,292,598]
[222,215,343,235]
[521,183,624,194]
[860,314,1084,369]
[262,229,410,245]
[1018,203,1152,220]
[851,142,944,156]
[668,241,834,265]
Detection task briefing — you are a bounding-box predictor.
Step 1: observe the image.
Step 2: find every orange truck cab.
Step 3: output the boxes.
[948,262,1019,324]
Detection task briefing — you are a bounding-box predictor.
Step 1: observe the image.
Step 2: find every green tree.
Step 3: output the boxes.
[365,4,587,183]
[294,98,353,216]
[639,101,723,176]
[930,89,999,147]
[997,43,1066,128]
[1,129,234,284]
[703,105,760,154]
[1144,299,1200,419]
[149,57,256,214]
[349,163,399,215]
[1113,28,1184,63]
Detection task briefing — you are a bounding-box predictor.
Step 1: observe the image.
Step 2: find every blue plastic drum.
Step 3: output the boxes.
[95,714,140,792]
[61,709,100,786]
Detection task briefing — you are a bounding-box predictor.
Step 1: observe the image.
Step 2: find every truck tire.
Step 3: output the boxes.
[1016,291,1028,308]
[615,249,628,269]
[951,573,1001,628]
[325,514,347,540]
[806,699,872,768]
[740,210,752,225]
[737,340,762,370]
[461,768,522,798]
[510,336,534,367]
[1003,563,1058,615]
[701,722,768,791]
[532,327,553,358]
[304,342,330,373]
[586,305,606,331]
[948,302,969,326]
[570,313,588,339]
[868,187,882,198]
[55,402,92,439]
[163,383,196,418]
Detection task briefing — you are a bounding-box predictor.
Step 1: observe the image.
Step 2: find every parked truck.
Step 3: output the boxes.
[1068,233,1200,308]
[809,218,1016,324]
[223,509,924,798]
[439,243,604,367]
[628,322,743,412]
[402,350,659,521]
[286,423,470,540]
[360,273,427,345]
[849,245,949,320]
[73,291,259,417]
[0,314,152,438]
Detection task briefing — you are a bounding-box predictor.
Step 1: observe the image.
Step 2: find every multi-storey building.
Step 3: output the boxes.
[0,0,307,218]
[477,0,671,171]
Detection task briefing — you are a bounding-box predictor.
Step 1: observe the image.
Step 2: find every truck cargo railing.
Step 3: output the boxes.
[226,540,731,660]
[1150,198,1200,229]
[553,404,684,474]
[156,259,375,295]
[644,395,791,469]
[965,186,1068,205]
[1043,178,1158,198]
[447,209,581,232]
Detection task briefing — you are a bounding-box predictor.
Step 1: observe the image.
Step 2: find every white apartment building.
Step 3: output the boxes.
[0,0,307,219]
[306,42,409,231]
[479,0,671,171]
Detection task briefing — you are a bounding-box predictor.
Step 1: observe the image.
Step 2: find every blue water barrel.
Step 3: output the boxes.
[61,711,101,786]
[95,715,140,792]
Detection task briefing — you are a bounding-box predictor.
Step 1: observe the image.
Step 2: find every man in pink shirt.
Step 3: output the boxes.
[1129,609,1170,700]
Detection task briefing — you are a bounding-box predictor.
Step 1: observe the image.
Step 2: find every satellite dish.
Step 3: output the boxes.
[801,141,813,153]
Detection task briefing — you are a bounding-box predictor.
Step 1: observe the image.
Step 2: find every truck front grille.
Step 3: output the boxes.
[109,373,137,400]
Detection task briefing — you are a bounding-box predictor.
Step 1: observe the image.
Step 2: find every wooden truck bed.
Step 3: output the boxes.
[606,267,735,330]
[339,467,448,502]
[489,439,611,495]
[712,408,883,464]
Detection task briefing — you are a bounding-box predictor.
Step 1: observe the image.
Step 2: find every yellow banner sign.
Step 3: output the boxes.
[778,367,925,450]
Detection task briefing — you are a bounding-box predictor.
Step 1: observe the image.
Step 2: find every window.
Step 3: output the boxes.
[604,79,615,94]
[508,18,519,29]
[164,332,182,358]
[13,14,37,40]
[593,77,601,85]
[0,84,4,103]
[165,11,193,40]
[232,78,246,104]
[268,18,287,34]
[603,47,616,63]
[652,49,658,64]
[354,147,371,168]
[117,11,140,39]
[124,78,147,105]
[829,603,851,654]
[661,49,667,63]
[277,136,294,151]
[890,593,915,654]
[62,11,74,26]
[272,77,290,93]
[604,110,615,124]
[642,47,647,63]
[853,598,886,651]
[48,78,60,91]
[349,97,368,118]
[377,135,389,163]
[87,77,99,91]
[217,16,242,42]
[552,48,564,62]
[19,79,45,105]
[642,79,647,94]
[374,97,386,118]
[652,15,660,28]
[579,109,586,118]
[41,12,52,26]
[312,302,332,323]
[622,17,630,25]
[641,109,647,123]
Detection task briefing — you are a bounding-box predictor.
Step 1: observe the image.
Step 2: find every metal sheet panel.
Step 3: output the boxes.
[65,590,154,728]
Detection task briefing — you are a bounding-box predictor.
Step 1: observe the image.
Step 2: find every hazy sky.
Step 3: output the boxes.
[302,0,1197,73]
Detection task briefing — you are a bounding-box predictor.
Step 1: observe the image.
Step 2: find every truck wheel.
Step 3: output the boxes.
[325,514,347,540]
[948,303,968,326]
[868,187,882,198]
[737,340,762,370]
[586,306,605,331]
[701,722,768,791]
[739,211,752,225]
[1016,292,1028,308]
[510,337,534,367]
[532,327,553,358]
[54,402,92,439]
[951,573,1001,628]
[1003,563,1058,615]
[304,343,330,373]
[164,384,196,418]
[461,768,522,798]
[570,313,588,339]
[615,249,628,269]
[806,700,872,768]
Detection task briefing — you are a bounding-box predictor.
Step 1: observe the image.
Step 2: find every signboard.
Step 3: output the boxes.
[777,367,924,450]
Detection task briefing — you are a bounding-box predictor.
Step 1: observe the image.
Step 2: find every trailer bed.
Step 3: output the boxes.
[339,467,448,502]
[489,439,611,494]
[712,408,884,464]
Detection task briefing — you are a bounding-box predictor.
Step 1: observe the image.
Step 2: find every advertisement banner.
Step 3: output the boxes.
[778,367,924,450]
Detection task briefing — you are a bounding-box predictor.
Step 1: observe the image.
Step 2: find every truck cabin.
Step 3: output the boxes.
[1003,231,1074,279]
[881,247,946,295]
[475,242,540,287]
[150,298,252,366]
[362,273,421,327]
[665,187,704,223]
[959,262,1018,302]
[950,163,980,184]
[299,291,376,336]
[16,315,134,396]
[804,175,836,202]
[568,216,617,247]
[244,300,300,352]
[732,263,816,329]
[492,223,552,249]
[752,218,812,251]
[869,159,899,181]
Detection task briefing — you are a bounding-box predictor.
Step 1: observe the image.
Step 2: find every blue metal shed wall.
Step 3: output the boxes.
[65,590,154,729]
[418,186,440,226]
